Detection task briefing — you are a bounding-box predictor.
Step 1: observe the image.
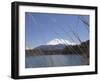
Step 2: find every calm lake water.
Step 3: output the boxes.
[25,54,84,68]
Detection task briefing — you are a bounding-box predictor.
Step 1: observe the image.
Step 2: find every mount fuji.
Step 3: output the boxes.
[33,39,76,51]
[47,38,76,45]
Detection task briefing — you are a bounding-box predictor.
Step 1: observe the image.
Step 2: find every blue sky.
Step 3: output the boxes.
[25,12,89,49]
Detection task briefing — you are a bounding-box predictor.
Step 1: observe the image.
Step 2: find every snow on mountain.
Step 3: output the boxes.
[25,46,33,50]
[26,39,77,50]
[47,38,76,45]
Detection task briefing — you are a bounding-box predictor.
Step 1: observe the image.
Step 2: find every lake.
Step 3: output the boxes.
[25,54,85,68]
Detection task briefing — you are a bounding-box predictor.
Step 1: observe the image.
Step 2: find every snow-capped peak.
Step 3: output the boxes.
[47,38,76,45]
[25,46,32,50]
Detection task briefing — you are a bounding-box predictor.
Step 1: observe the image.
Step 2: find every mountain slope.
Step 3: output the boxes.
[34,44,66,51]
